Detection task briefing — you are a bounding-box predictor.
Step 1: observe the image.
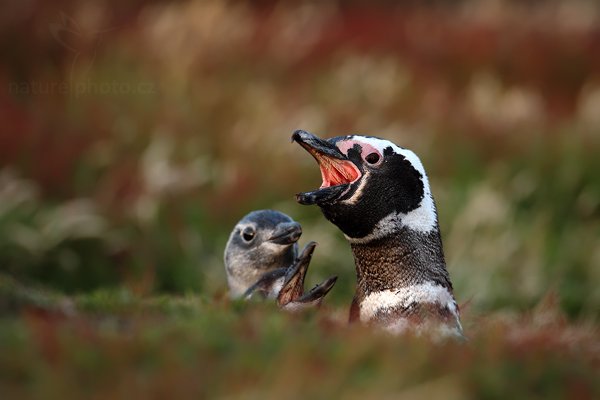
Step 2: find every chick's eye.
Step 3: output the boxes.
[241,228,255,242]
[365,152,381,164]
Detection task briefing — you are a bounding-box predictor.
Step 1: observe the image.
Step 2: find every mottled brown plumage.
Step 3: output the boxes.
[351,227,453,300]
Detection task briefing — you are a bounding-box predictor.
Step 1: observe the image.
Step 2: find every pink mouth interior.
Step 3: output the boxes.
[312,153,361,188]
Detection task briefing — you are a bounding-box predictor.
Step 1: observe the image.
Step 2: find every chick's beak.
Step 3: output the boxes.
[267,221,302,245]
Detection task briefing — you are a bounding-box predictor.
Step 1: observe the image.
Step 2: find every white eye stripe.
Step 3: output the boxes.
[346,136,428,178]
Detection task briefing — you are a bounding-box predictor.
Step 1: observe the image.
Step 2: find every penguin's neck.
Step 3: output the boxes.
[349,226,453,302]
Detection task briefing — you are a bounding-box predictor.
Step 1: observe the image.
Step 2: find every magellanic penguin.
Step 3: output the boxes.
[292,130,463,338]
[224,210,337,309]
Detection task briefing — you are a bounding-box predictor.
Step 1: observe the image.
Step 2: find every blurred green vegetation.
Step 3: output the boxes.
[0,275,598,399]
[2,319,596,399]
[1,0,599,398]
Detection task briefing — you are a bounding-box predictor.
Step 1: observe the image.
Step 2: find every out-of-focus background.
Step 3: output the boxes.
[1,0,599,398]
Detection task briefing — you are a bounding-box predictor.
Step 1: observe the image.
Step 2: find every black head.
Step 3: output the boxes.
[292,130,438,242]
[224,210,301,298]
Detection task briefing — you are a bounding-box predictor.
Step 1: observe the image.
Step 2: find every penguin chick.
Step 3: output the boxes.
[292,130,463,339]
[225,210,337,307]
[224,210,301,299]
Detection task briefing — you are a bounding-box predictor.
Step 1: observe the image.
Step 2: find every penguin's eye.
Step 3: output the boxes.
[365,152,381,164]
[241,227,255,242]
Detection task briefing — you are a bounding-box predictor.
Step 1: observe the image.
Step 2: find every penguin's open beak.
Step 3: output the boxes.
[267,221,302,245]
[291,130,361,205]
[277,241,337,309]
